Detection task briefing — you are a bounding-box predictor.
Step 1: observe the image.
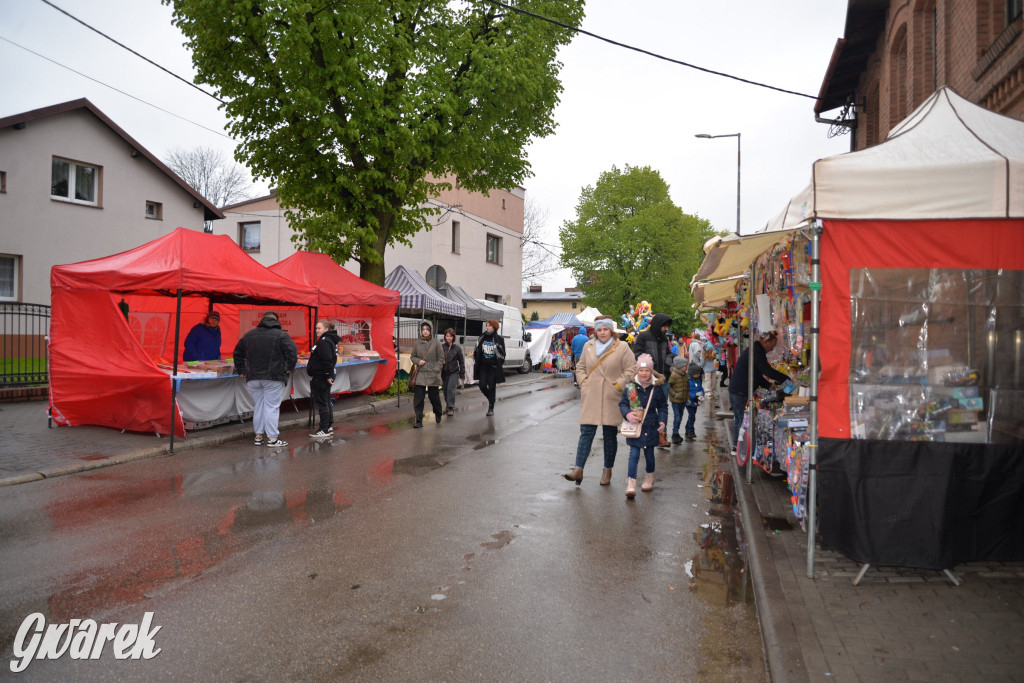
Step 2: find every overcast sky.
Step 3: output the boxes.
[1,0,852,290]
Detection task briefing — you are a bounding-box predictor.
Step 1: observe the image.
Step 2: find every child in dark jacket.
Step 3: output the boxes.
[667,356,689,444]
[684,364,706,441]
[618,353,669,498]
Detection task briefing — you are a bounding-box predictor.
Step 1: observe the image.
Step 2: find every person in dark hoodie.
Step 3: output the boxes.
[234,312,298,448]
[632,312,675,447]
[473,318,506,416]
[411,320,444,428]
[307,320,340,438]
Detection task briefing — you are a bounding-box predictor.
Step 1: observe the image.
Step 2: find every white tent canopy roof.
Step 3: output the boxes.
[780,87,1024,224]
[695,86,1024,289]
[576,306,602,326]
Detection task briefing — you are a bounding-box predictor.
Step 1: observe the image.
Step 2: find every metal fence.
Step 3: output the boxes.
[0,303,50,387]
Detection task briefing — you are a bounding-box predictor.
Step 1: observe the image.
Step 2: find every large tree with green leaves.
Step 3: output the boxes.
[559,165,714,332]
[166,0,584,284]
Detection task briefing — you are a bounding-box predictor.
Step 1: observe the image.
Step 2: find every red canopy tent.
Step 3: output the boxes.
[50,228,318,438]
[268,251,400,394]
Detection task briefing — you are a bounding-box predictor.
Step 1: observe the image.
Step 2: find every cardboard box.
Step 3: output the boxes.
[947,409,980,425]
[952,386,979,399]
[957,397,984,410]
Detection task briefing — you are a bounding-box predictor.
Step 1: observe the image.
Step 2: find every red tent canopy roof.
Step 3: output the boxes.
[269,251,400,307]
[50,227,318,307]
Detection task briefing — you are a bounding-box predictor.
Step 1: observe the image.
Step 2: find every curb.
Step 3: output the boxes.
[0,374,559,487]
[717,392,808,683]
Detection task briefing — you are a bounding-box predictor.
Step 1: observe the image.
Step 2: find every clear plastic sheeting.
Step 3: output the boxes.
[848,268,1024,444]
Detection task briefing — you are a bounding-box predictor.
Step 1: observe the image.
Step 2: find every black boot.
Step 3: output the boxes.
[486,404,494,416]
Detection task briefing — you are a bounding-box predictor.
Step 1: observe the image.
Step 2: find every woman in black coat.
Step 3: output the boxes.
[306,320,339,437]
[473,318,505,416]
[440,328,465,416]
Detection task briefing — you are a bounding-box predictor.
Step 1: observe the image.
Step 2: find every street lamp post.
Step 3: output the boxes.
[695,132,741,236]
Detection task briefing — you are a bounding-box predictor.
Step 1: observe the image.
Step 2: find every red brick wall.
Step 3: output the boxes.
[853,0,1024,150]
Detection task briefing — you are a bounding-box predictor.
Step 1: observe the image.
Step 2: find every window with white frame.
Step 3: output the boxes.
[145,201,163,220]
[486,233,502,265]
[51,158,99,205]
[0,255,18,301]
[240,221,261,251]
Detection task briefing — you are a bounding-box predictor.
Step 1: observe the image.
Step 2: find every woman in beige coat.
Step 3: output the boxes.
[563,316,636,486]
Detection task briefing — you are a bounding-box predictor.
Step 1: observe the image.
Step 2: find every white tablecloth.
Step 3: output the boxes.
[173,359,386,427]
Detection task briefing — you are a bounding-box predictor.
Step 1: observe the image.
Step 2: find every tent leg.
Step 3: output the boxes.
[807,224,822,579]
[852,563,870,586]
[746,262,756,484]
[169,289,183,454]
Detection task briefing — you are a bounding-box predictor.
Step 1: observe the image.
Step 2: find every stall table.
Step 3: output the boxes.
[171,358,386,430]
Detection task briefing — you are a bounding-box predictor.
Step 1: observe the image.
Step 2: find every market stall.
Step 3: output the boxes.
[269,251,400,395]
[383,265,466,376]
[692,87,1024,574]
[49,228,318,439]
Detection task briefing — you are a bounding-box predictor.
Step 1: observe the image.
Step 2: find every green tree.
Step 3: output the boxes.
[166,0,584,285]
[559,165,714,333]
[530,310,540,321]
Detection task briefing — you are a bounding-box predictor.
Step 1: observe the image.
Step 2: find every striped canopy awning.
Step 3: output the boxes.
[384,265,466,317]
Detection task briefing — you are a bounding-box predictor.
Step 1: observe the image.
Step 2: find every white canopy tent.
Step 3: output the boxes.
[690,87,1024,578]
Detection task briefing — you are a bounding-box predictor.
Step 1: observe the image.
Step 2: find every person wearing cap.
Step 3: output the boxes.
[564,315,635,487]
[234,312,298,448]
[729,330,790,446]
[618,352,668,497]
[183,310,222,362]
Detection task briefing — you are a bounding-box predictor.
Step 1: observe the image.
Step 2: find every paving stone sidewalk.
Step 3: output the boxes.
[710,390,1024,682]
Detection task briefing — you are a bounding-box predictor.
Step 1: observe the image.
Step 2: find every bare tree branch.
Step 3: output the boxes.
[521,197,561,283]
[165,146,255,208]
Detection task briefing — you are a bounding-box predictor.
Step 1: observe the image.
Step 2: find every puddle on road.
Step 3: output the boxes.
[472,439,500,450]
[689,426,767,681]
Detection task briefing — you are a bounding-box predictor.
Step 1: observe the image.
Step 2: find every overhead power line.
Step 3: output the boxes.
[38,0,224,104]
[480,0,820,101]
[0,35,232,139]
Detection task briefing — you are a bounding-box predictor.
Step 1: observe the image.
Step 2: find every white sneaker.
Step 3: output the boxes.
[265,438,288,447]
[309,430,331,438]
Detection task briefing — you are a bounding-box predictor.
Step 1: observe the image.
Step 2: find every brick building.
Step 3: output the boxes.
[817,0,1023,150]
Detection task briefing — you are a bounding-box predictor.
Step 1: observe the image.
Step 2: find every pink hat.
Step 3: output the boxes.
[636,353,654,369]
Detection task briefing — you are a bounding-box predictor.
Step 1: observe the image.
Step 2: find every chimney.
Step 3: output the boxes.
[529,285,542,292]
[564,287,581,293]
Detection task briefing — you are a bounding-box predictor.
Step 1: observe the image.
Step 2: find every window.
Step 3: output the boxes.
[572,301,578,309]
[484,293,502,304]
[0,255,18,301]
[240,221,261,252]
[145,201,163,220]
[486,233,502,265]
[0,171,6,193]
[1010,0,1023,23]
[51,157,99,205]
[451,220,460,254]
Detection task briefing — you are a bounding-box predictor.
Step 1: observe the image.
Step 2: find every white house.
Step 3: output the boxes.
[215,176,524,309]
[0,99,222,306]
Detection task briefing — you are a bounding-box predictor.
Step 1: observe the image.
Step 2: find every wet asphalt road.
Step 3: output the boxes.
[0,375,765,681]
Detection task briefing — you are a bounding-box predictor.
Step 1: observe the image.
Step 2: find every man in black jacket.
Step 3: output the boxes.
[729,331,790,445]
[234,312,298,447]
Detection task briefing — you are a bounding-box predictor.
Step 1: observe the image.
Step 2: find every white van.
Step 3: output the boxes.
[474,300,532,373]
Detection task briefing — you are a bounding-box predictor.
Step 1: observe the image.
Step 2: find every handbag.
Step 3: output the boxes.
[620,383,656,438]
[408,365,419,388]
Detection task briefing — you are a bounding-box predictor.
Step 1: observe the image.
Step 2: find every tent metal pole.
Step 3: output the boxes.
[169,289,183,453]
[394,315,401,408]
[309,306,318,428]
[746,261,756,484]
[807,224,823,578]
